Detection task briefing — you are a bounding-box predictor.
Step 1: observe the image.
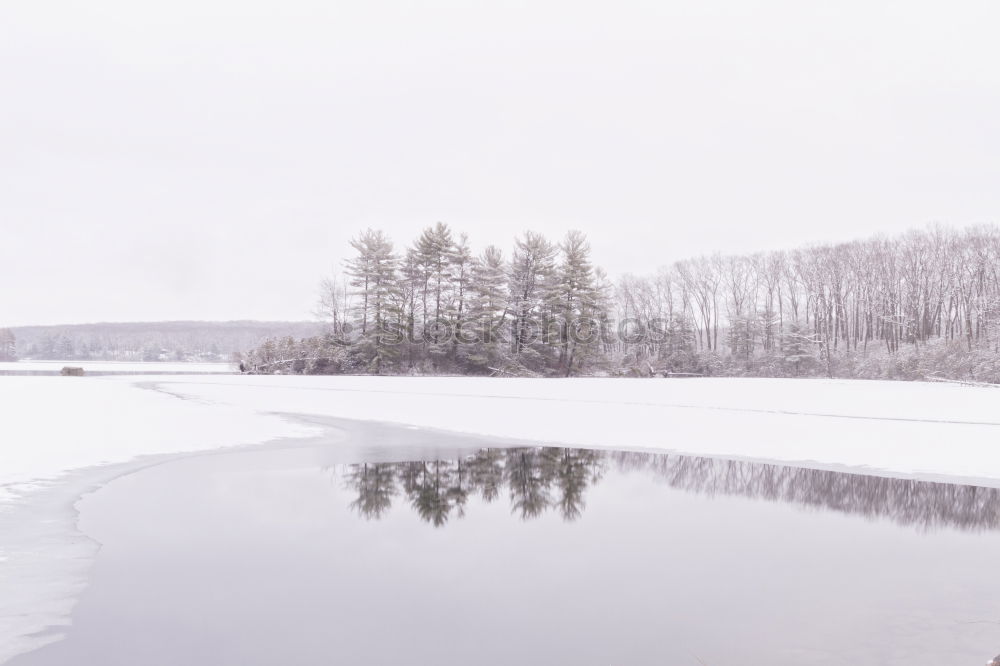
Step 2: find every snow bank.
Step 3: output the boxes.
[144,375,1000,484]
[0,377,314,496]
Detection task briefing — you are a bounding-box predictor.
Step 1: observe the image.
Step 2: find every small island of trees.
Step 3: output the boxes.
[244,224,1000,382]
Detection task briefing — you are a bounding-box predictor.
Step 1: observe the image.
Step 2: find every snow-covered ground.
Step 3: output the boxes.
[0,360,234,374]
[4,374,1000,495]
[2,373,1000,664]
[0,377,311,498]
[123,374,1000,484]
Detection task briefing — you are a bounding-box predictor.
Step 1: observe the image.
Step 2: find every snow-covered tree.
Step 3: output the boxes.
[508,231,557,373]
[781,321,818,376]
[458,245,509,373]
[345,229,400,374]
[0,329,16,361]
[411,222,457,347]
[249,223,1000,382]
[551,231,600,376]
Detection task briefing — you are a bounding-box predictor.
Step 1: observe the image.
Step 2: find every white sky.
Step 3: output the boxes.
[2,0,999,326]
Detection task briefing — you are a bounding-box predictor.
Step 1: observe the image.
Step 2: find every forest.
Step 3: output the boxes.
[243,224,1000,382]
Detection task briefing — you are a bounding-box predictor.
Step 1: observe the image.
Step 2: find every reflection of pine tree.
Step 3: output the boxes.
[345,463,398,519]
[402,461,459,527]
[551,449,605,521]
[505,450,553,519]
[466,448,505,502]
[396,460,426,496]
[444,459,471,520]
[343,447,609,524]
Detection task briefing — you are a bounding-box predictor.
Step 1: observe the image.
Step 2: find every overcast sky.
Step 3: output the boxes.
[2,0,999,326]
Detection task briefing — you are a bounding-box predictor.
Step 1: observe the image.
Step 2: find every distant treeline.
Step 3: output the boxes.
[0,328,15,361]
[243,223,1000,382]
[6,321,322,362]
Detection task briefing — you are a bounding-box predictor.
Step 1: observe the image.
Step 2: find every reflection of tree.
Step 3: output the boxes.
[341,447,606,526]
[344,462,397,519]
[341,447,1000,532]
[549,448,605,521]
[447,459,471,520]
[405,461,455,527]
[612,451,1000,532]
[466,448,505,502]
[506,449,552,519]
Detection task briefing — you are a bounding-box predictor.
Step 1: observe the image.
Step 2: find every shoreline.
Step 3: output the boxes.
[0,415,530,665]
[0,425,345,666]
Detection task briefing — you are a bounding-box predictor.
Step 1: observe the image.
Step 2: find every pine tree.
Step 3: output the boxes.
[461,245,509,372]
[508,231,557,373]
[449,233,473,364]
[412,222,456,347]
[396,250,422,368]
[345,229,400,374]
[552,231,599,376]
[663,314,698,373]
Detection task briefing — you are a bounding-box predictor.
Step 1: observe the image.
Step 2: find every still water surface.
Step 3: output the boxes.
[11,423,1000,665]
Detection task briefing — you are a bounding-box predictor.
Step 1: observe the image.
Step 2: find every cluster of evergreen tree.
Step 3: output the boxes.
[245,224,612,376]
[245,224,1000,383]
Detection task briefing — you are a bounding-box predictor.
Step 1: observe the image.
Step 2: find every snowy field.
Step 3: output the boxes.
[0,377,311,497]
[0,360,234,374]
[3,374,1000,493]
[125,375,1000,484]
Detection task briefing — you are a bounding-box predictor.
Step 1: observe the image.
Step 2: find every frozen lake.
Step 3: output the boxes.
[8,421,1000,666]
